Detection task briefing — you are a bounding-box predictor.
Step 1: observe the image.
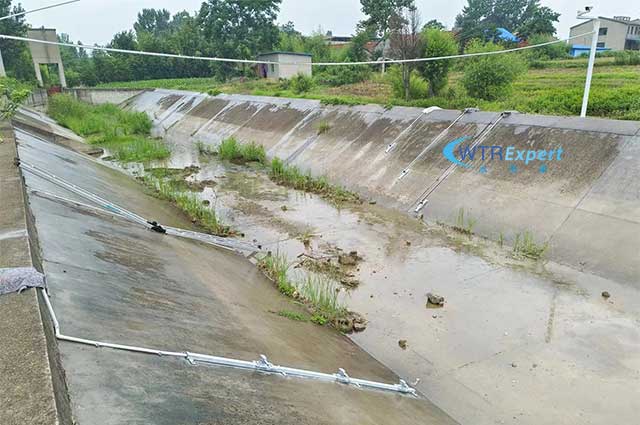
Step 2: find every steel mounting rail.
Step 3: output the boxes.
[396,108,479,182]
[412,111,514,214]
[40,290,416,396]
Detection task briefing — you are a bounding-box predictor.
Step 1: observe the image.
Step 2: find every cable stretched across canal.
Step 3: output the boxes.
[19,160,260,255]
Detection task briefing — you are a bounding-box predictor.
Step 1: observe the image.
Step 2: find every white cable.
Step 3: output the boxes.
[0,31,595,66]
[0,0,80,21]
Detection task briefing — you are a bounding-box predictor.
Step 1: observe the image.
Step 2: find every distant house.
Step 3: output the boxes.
[570,16,640,52]
[256,52,312,79]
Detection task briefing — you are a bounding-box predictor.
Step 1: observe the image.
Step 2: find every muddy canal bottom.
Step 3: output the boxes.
[114,151,640,425]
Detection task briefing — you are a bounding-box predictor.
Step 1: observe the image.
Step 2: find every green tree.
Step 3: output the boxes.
[455,0,560,47]
[461,39,526,100]
[423,19,445,31]
[198,0,281,78]
[388,7,422,100]
[418,28,457,96]
[0,0,34,81]
[134,9,171,36]
[346,29,374,62]
[359,0,416,38]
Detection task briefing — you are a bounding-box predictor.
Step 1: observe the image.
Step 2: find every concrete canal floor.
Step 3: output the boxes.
[12,120,459,424]
[121,126,639,425]
[9,106,640,425]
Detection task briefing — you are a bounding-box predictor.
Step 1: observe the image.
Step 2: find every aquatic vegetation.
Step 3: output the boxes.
[142,175,231,236]
[217,137,266,164]
[269,157,360,204]
[512,230,548,260]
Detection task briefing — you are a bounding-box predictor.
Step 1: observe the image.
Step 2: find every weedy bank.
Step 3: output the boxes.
[47,94,169,162]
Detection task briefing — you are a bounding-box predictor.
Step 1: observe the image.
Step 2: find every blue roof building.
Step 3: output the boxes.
[569,44,611,57]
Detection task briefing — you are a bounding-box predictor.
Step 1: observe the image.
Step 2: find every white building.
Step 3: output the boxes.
[569,16,640,52]
[256,52,312,79]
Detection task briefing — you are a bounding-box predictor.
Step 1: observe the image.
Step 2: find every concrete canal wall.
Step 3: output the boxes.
[74,89,640,285]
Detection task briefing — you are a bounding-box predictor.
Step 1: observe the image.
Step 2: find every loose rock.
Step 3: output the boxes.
[398,339,408,350]
[426,292,445,308]
[338,251,360,266]
[601,291,611,299]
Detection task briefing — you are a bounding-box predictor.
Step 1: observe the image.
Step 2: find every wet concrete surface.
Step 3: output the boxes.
[15,127,456,424]
[120,143,640,425]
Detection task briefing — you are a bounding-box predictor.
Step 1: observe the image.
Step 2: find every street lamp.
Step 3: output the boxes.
[576,6,600,117]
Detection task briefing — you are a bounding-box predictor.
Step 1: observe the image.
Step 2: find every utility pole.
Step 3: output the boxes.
[577,6,599,118]
[0,49,6,77]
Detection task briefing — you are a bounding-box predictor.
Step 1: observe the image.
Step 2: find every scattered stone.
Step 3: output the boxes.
[398,339,408,350]
[281,205,288,211]
[370,294,374,298]
[368,200,377,205]
[202,199,210,206]
[601,291,611,299]
[338,251,360,266]
[432,314,438,319]
[333,312,367,333]
[353,321,367,332]
[511,362,518,368]
[406,240,411,246]
[426,292,445,308]
[85,147,104,156]
[532,363,538,368]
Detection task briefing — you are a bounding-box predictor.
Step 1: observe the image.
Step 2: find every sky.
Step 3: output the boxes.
[20,0,637,45]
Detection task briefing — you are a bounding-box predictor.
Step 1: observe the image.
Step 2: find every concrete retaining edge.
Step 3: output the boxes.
[0,119,72,425]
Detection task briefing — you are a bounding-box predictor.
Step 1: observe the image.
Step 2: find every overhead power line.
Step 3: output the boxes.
[0,0,80,22]
[0,31,594,66]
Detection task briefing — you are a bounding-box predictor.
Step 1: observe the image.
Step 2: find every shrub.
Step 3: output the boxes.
[418,28,458,96]
[523,34,571,62]
[387,65,429,99]
[314,65,371,86]
[614,51,640,66]
[289,73,314,93]
[0,77,31,119]
[461,40,527,100]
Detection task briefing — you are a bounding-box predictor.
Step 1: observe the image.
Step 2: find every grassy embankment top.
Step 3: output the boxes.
[97,59,640,121]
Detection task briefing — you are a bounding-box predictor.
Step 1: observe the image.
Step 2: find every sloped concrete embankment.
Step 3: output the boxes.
[12,107,458,425]
[0,120,70,425]
[109,89,639,285]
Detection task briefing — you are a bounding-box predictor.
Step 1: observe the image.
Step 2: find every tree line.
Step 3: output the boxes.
[0,0,565,100]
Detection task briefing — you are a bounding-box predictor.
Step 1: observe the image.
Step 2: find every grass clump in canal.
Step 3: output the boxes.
[277,310,308,322]
[258,251,348,327]
[218,137,266,164]
[269,157,360,204]
[142,175,232,237]
[452,207,477,235]
[47,94,169,162]
[512,230,548,260]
